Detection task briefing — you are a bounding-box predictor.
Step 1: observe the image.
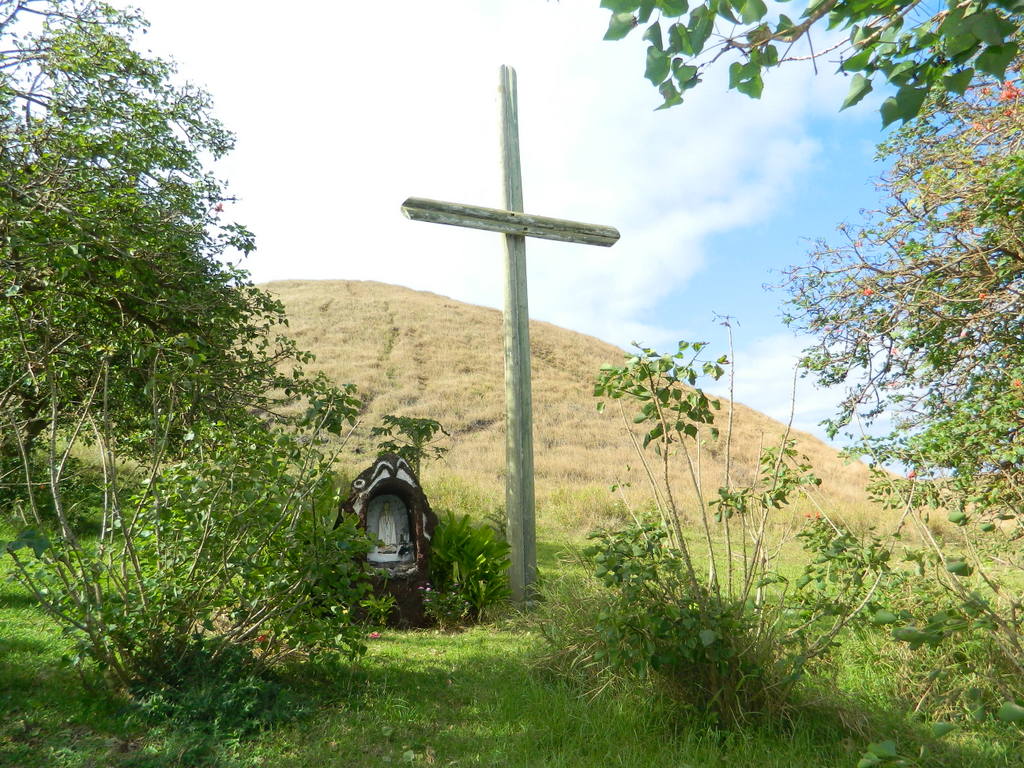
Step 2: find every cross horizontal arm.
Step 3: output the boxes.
[401,197,619,247]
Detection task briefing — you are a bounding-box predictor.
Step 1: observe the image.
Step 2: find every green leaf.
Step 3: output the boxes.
[645,45,671,84]
[841,74,873,110]
[601,0,641,10]
[931,722,957,738]
[735,71,764,98]
[946,559,973,576]
[669,22,694,55]
[976,43,1017,78]
[643,20,664,49]
[892,626,930,644]
[714,0,739,23]
[945,32,981,58]
[657,0,688,14]
[966,11,1008,45]
[672,61,699,84]
[842,50,871,72]
[657,80,684,109]
[866,741,898,759]
[635,0,656,22]
[605,12,638,40]
[699,628,718,646]
[878,97,899,125]
[880,85,927,127]
[996,701,1024,722]
[739,0,767,24]
[688,6,713,52]
[943,68,974,94]
[871,609,899,624]
[5,530,51,558]
[947,510,967,525]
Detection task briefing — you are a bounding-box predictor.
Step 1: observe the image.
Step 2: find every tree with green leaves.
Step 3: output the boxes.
[785,73,1023,471]
[784,74,1024,711]
[600,0,1023,124]
[1,1,372,689]
[371,415,450,477]
[0,0,354,475]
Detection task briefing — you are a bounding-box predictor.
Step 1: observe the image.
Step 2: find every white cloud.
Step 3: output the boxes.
[122,0,874,444]
[713,332,842,438]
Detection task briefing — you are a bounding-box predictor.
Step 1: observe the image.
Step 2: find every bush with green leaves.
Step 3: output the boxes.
[370,415,450,477]
[560,342,892,726]
[129,636,311,736]
[429,513,511,621]
[419,582,471,630]
[785,75,1024,728]
[0,0,373,693]
[5,410,374,690]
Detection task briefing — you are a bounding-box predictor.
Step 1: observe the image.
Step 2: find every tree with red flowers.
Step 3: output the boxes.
[783,68,1024,709]
[785,68,1024,481]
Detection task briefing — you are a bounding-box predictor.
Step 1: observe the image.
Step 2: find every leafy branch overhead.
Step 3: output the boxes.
[371,415,450,477]
[601,0,1024,124]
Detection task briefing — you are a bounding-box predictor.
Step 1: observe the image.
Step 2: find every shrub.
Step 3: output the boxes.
[784,75,1024,728]
[429,512,510,621]
[129,636,308,736]
[539,341,892,727]
[5,415,374,690]
[420,582,471,630]
[370,415,449,477]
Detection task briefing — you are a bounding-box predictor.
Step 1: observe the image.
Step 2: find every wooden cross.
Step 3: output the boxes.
[401,65,619,601]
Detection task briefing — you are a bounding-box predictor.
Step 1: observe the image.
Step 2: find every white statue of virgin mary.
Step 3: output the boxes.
[377,499,398,548]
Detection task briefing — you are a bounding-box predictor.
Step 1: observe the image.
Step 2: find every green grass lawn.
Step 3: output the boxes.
[3,562,1023,768]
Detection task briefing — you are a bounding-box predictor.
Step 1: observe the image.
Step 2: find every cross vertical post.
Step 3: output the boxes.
[498,65,536,602]
[400,66,619,603]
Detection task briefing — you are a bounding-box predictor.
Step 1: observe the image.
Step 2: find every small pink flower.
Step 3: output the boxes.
[368,631,381,639]
[907,470,917,480]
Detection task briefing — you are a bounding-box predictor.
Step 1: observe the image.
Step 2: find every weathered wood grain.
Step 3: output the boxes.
[401,197,620,247]
[399,65,620,602]
[498,65,536,603]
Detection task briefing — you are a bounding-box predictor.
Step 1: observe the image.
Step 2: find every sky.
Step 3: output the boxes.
[122,0,892,443]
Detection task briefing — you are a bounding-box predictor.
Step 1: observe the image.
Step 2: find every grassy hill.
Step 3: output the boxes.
[264,280,876,530]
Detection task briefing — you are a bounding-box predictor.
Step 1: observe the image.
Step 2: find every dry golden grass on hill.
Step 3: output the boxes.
[264,280,880,536]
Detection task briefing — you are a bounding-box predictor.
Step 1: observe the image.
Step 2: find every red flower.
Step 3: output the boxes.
[256,634,269,643]
[979,292,988,299]
[368,631,381,639]
[907,470,916,480]
[862,288,874,296]
[1012,379,1022,388]
[999,82,1021,101]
